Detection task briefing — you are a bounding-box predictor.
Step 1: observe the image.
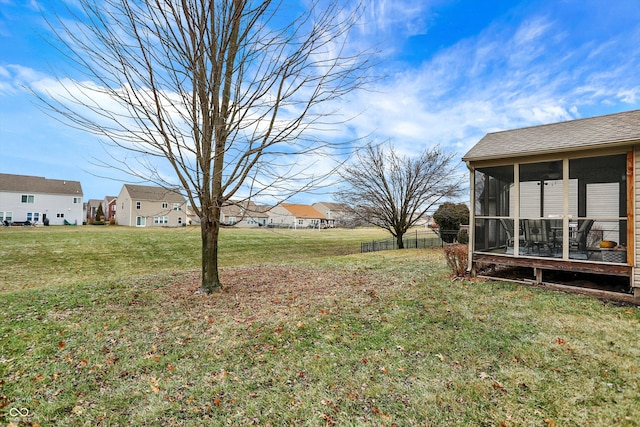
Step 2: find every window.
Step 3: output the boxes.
[4,212,12,222]
[173,203,182,211]
[73,197,82,204]
[57,213,65,218]
[298,219,304,225]
[162,202,168,209]
[154,216,168,224]
[136,201,141,210]
[26,212,40,222]
[27,212,33,221]
[21,194,34,203]
[178,217,182,225]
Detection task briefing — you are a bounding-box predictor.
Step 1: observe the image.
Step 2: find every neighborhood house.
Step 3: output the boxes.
[0,173,84,226]
[267,203,328,228]
[114,184,187,227]
[463,109,640,300]
[220,200,269,227]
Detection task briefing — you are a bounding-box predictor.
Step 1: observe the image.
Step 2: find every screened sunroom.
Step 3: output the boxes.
[463,110,640,301]
[474,154,628,263]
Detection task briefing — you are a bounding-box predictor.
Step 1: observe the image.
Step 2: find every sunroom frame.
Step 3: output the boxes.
[463,110,640,301]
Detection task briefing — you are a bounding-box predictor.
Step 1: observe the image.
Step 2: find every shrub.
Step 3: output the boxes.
[433,202,469,243]
[457,228,469,244]
[443,244,468,277]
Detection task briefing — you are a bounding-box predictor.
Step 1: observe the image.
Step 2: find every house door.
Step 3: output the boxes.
[136,216,146,227]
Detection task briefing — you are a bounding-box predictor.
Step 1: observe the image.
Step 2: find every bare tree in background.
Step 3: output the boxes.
[336,143,463,249]
[40,0,373,293]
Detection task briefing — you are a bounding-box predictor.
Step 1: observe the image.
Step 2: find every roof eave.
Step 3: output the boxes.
[463,138,640,164]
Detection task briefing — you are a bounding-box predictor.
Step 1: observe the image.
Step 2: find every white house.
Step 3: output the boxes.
[0,173,84,225]
[115,184,187,227]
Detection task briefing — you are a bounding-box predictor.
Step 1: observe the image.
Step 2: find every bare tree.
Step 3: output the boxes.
[39,0,373,292]
[336,143,463,248]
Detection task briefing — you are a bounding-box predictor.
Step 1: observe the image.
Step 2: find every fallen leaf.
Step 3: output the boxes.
[58,341,65,349]
[556,338,566,345]
[544,418,556,426]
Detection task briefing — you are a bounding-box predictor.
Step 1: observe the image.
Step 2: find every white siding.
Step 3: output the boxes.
[0,191,83,225]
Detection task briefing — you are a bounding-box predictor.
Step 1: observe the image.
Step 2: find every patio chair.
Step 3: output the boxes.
[522,219,550,255]
[499,219,525,248]
[569,219,594,255]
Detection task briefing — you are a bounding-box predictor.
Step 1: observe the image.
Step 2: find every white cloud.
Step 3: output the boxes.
[337,8,640,160]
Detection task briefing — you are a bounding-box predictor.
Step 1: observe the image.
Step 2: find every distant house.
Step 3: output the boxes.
[220,200,269,227]
[267,203,327,229]
[312,202,353,227]
[186,205,201,226]
[115,184,186,227]
[86,199,103,223]
[103,196,117,222]
[0,173,83,225]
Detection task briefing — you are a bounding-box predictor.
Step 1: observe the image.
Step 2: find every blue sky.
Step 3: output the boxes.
[1,0,639,203]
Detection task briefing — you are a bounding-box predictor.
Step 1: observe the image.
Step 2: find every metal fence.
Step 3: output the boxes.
[360,230,462,253]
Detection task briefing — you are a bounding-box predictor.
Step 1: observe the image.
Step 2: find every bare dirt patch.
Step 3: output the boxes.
[155,264,394,321]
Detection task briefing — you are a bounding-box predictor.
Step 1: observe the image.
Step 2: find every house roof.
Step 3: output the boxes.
[313,202,350,212]
[0,173,83,195]
[463,109,640,162]
[280,203,326,219]
[123,184,185,203]
[87,199,102,208]
[221,200,269,218]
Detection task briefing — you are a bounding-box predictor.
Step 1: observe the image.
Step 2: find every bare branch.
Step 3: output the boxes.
[336,143,464,248]
[36,0,374,292]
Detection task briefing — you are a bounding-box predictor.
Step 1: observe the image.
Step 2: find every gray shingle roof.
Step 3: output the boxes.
[123,184,185,203]
[0,173,83,195]
[463,109,640,162]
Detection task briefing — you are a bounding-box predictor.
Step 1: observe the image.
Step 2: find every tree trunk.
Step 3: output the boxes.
[201,213,222,293]
[396,233,405,249]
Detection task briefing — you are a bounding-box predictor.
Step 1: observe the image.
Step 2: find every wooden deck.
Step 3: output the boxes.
[472,253,632,277]
[472,253,637,304]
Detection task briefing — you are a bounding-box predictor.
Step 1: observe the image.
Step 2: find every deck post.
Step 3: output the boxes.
[534,268,543,284]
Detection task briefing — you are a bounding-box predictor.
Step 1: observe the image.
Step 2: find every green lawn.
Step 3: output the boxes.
[0,225,389,292]
[0,226,638,426]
